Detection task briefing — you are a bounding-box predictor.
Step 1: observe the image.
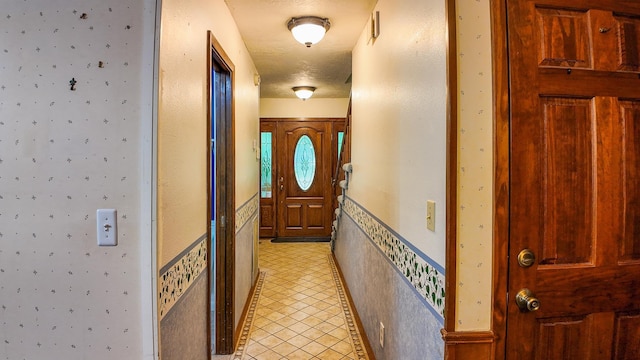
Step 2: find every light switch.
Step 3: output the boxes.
[97,209,117,246]
[426,200,436,231]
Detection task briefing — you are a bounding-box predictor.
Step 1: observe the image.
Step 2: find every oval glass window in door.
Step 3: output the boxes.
[293,135,316,191]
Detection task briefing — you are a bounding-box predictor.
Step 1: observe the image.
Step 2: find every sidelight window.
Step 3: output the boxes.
[337,131,344,161]
[260,132,272,198]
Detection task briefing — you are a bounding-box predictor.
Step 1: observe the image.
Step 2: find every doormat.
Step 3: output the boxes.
[271,236,331,243]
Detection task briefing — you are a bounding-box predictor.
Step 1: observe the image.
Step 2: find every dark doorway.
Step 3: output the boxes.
[207,31,236,355]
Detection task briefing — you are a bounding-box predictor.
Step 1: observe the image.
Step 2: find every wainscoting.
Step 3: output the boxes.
[160,271,208,360]
[334,198,445,359]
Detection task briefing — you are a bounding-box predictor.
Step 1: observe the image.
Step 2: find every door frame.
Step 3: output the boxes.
[477,0,540,357]
[259,121,277,238]
[492,0,522,358]
[442,0,510,358]
[207,31,236,355]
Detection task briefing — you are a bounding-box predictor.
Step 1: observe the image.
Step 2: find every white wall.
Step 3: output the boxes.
[335,1,449,356]
[350,0,448,266]
[157,0,260,268]
[260,98,350,118]
[0,1,156,359]
[350,0,496,331]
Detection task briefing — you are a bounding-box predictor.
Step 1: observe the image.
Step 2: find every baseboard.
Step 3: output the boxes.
[441,329,495,360]
[331,253,377,360]
[233,270,261,350]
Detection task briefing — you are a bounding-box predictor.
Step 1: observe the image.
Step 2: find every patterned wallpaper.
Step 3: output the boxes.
[0,1,153,358]
[343,197,446,322]
[456,0,494,330]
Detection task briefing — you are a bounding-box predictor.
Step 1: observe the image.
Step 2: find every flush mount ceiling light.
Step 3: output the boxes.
[287,16,331,47]
[292,86,316,100]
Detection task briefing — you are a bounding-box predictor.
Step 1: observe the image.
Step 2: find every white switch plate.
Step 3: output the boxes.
[426,200,436,231]
[97,209,117,246]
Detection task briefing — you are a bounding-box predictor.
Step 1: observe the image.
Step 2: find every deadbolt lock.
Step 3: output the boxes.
[515,288,540,312]
[517,248,536,267]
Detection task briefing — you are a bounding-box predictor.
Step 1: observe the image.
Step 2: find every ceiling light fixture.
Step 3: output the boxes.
[287,16,331,48]
[292,86,316,100]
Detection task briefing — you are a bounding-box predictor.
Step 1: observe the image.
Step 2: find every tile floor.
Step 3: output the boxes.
[220,240,369,360]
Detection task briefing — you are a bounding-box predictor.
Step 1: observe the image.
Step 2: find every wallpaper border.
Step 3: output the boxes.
[158,234,208,319]
[343,196,446,322]
[235,193,259,234]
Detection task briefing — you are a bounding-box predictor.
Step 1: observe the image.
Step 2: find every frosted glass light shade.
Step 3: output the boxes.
[292,86,316,100]
[291,24,326,46]
[287,16,331,47]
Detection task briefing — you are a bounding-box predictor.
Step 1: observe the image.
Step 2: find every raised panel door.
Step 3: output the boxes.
[507,1,640,358]
[276,121,332,237]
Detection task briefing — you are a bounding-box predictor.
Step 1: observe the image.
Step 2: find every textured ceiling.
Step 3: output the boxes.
[225,0,377,99]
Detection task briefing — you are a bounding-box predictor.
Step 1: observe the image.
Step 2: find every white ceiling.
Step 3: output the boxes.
[224,0,377,99]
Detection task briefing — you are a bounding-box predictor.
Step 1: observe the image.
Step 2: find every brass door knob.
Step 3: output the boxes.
[517,249,536,267]
[516,288,540,312]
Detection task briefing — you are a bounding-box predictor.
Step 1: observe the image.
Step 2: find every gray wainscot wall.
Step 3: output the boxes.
[159,236,209,360]
[334,197,445,359]
[234,194,260,329]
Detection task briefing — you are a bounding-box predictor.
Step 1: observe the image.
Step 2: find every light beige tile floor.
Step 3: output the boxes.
[231,240,369,360]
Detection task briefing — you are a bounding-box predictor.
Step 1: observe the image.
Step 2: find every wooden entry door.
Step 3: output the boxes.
[506,1,640,358]
[277,121,332,237]
[260,119,342,238]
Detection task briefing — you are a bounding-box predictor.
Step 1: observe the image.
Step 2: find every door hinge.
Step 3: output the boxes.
[220,215,225,228]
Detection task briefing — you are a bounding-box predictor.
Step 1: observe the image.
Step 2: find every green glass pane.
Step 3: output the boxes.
[260,132,272,198]
[294,135,316,191]
[337,132,344,161]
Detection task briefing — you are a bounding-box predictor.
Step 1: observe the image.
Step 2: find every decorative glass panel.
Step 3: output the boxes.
[260,132,272,198]
[337,131,344,161]
[294,135,316,191]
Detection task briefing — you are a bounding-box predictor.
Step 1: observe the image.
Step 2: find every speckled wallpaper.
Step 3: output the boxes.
[0,1,155,359]
[456,0,494,331]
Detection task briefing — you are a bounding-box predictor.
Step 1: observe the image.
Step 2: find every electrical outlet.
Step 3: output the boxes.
[379,321,385,347]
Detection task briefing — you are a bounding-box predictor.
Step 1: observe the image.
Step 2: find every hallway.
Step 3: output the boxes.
[218,241,370,359]
[1,0,483,359]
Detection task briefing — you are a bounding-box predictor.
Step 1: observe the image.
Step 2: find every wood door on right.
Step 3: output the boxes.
[507,1,640,358]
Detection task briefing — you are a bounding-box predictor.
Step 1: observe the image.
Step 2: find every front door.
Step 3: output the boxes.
[277,121,332,237]
[507,1,640,358]
[260,119,345,238]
